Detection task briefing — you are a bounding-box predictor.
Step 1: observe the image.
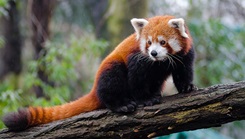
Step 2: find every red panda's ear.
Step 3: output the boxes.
[168,18,189,38]
[131,18,149,40]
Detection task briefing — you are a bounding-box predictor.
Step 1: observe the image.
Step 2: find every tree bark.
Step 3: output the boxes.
[0,81,245,139]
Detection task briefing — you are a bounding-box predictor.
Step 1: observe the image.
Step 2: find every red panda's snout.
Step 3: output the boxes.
[140,36,183,61]
[146,37,168,61]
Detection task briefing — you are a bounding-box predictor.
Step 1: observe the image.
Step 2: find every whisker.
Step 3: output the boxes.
[169,55,176,69]
[166,56,171,70]
[168,53,185,67]
[167,54,179,69]
[173,54,183,59]
[134,52,154,66]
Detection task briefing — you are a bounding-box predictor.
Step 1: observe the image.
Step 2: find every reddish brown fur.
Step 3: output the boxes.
[3,15,192,131]
[3,34,140,131]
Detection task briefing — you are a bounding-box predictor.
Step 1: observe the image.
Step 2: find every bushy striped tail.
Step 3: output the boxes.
[2,93,101,131]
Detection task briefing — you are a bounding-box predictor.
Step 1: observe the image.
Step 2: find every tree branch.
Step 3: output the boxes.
[1,81,245,139]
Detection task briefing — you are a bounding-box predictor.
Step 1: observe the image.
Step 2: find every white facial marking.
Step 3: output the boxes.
[131,18,149,40]
[157,35,165,41]
[148,36,152,42]
[140,37,146,53]
[148,41,168,61]
[168,38,181,52]
[168,18,189,38]
[140,36,153,54]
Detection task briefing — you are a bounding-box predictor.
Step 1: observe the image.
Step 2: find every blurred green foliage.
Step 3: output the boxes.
[190,19,245,87]
[186,18,245,139]
[0,34,108,129]
[53,0,94,32]
[156,129,232,139]
[0,1,244,138]
[0,36,4,48]
[0,0,8,16]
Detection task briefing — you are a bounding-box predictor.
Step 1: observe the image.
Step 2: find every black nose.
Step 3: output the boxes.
[151,50,158,57]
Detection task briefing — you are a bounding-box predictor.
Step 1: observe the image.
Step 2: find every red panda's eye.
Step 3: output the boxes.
[147,40,152,45]
[160,40,166,45]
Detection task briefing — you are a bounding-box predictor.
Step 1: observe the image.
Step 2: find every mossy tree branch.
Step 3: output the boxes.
[0,81,245,139]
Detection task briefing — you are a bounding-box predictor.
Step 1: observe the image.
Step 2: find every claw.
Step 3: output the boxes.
[130,101,137,107]
[127,104,135,112]
[120,106,128,112]
[141,95,161,106]
[179,84,197,93]
[113,103,136,113]
[144,101,153,106]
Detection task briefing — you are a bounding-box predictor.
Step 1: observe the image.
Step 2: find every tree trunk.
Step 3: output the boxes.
[28,0,56,97]
[102,0,148,56]
[0,0,22,79]
[0,81,245,139]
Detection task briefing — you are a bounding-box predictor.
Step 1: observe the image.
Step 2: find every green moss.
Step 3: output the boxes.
[167,102,230,124]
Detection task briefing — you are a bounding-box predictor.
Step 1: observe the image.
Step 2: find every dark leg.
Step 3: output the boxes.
[137,93,162,106]
[172,48,196,93]
[129,82,162,106]
[127,53,166,106]
[97,62,136,113]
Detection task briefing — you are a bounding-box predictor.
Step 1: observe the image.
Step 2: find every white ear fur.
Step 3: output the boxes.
[131,18,149,40]
[168,18,189,38]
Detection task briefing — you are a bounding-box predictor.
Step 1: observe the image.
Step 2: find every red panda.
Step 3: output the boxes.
[2,15,195,131]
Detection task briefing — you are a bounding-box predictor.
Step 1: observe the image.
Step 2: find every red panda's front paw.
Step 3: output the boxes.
[113,101,137,113]
[137,95,162,106]
[179,83,197,94]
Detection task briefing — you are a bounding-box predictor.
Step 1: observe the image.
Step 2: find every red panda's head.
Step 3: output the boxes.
[131,15,192,61]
